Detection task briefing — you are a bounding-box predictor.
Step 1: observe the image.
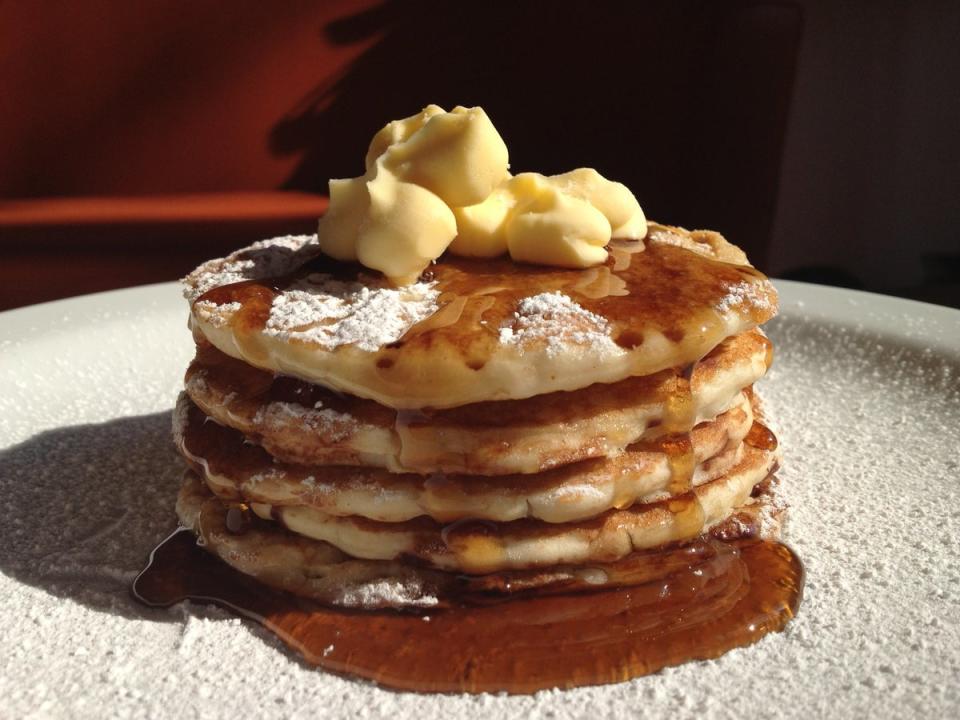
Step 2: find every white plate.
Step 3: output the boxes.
[1,281,958,719]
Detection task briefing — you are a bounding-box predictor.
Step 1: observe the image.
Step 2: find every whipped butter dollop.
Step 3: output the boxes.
[318,105,647,284]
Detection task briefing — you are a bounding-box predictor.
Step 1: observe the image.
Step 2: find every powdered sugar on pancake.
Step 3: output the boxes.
[253,400,360,443]
[498,291,623,358]
[335,578,439,609]
[182,234,320,302]
[264,275,439,352]
[647,225,749,265]
[757,474,788,538]
[717,278,777,315]
[193,300,242,328]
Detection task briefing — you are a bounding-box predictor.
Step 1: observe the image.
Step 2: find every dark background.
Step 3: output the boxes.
[1,0,958,310]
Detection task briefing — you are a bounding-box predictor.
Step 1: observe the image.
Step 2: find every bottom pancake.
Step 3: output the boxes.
[176,467,786,608]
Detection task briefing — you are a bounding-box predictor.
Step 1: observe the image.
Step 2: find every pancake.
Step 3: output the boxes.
[186,223,777,409]
[175,391,753,524]
[184,329,771,475]
[189,436,777,574]
[175,471,448,609]
[175,469,786,608]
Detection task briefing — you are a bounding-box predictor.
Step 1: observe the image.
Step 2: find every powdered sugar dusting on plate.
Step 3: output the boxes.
[264,275,439,352]
[498,291,623,358]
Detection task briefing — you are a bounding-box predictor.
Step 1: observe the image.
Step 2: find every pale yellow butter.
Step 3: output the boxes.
[364,104,446,172]
[505,173,612,268]
[319,104,508,283]
[549,168,647,239]
[449,182,514,258]
[317,104,647,284]
[383,106,509,207]
[317,177,367,261]
[357,171,457,285]
[452,171,642,267]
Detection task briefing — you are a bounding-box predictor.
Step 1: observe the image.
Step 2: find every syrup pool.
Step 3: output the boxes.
[133,531,802,694]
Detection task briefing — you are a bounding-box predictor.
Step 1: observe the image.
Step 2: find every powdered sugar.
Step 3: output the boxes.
[264,275,439,352]
[245,468,282,487]
[193,300,241,328]
[182,234,319,302]
[172,390,192,443]
[498,291,622,358]
[717,279,776,315]
[254,400,358,442]
[184,370,208,394]
[757,475,787,538]
[335,578,439,609]
[646,226,749,265]
[647,228,687,248]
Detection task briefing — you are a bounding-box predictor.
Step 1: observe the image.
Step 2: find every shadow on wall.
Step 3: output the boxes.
[269,0,803,269]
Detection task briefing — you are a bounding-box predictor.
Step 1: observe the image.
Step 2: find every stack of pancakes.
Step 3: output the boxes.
[174,223,783,608]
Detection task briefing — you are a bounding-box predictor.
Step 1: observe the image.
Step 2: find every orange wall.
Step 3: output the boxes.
[0,0,381,197]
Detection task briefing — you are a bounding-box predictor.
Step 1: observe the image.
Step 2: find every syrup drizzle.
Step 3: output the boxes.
[629,364,700,500]
[133,530,801,694]
[196,240,775,389]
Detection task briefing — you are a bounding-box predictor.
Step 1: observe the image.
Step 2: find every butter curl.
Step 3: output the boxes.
[318,105,647,284]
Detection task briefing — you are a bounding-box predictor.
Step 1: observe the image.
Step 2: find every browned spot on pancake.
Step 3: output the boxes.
[615,329,644,349]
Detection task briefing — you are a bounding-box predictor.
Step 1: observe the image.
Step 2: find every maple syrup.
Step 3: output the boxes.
[133,528,802,694]
[745,420,778,452]
[197,239,775,405]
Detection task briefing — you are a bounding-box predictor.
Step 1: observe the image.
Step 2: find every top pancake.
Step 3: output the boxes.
[185,223,777,409]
